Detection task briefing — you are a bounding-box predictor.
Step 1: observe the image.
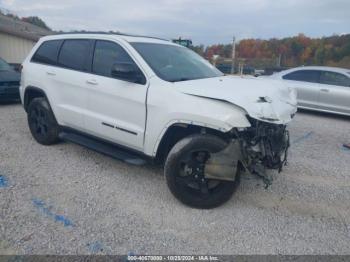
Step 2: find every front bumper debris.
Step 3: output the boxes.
[203,118,290,188]
[239,118,290,187]
[204,140,242,181]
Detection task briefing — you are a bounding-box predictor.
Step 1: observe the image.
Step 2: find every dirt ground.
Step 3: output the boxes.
[1,103,350,255]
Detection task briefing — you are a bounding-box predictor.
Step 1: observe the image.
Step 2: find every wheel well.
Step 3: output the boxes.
[155,123,231,164]
[23,87,46,112]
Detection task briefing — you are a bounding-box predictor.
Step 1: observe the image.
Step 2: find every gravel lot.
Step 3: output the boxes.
[1,103,350,255]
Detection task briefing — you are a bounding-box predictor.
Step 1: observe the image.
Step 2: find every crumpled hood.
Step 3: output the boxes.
[173,75,297,125]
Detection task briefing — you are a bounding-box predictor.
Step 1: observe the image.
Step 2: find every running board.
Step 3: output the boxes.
[59,132,147,166]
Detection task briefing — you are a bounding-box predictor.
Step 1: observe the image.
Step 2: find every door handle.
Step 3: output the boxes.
[320,88,329,92]
[46,71,56,76]
[86,79,98,85]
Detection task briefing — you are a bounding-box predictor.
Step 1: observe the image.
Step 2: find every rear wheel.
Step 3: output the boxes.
[27,97,59,145]
[165,134,241,209]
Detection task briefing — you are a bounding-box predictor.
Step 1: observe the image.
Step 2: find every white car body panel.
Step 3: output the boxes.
[143,77,252,156]
[271,66,350,116]
[84,75,148,151]
[21,33,297,157]
[173,75,297,125]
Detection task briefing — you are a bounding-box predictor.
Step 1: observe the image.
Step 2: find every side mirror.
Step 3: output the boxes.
[111,62,145,84]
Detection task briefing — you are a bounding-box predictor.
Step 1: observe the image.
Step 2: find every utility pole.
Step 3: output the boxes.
[277,53,282,67]
[230,36,236,74]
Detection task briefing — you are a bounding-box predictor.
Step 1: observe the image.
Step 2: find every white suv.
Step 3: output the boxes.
[20,33,297,208]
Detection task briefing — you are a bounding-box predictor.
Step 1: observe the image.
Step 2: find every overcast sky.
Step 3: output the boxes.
[1,0,349,45]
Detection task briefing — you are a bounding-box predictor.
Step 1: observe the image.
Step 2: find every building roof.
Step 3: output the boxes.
[0,14,52,41]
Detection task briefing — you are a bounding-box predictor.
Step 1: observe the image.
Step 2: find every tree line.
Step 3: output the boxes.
[191,34,350,69]
[0,9,51,31]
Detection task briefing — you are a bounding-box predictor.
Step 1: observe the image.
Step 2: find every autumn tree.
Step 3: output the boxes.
[193,34,350,69]
[21,16,51,30]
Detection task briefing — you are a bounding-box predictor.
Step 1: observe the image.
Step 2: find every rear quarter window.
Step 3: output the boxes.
[320,71,350,87]
[31,40,63,65]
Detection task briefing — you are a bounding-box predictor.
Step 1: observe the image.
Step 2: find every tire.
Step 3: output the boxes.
[27,97,59,145]
[165,134,241,209]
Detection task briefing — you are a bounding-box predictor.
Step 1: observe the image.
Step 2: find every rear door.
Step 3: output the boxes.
[29,39,63,118]
[52,39,94,130]
[84,40,148,151]
[282,70,321,108]
[318,71,350,114]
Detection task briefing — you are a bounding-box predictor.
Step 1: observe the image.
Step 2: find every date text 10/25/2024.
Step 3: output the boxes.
[127,255,219,261]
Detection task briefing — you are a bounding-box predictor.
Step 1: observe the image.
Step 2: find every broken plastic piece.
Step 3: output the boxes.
[343,143,350,150]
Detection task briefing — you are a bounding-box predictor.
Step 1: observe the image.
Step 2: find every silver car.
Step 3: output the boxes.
[272,66,350,116]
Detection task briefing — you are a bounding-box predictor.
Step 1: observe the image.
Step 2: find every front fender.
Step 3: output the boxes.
[145,102,251,157]
[143,80,251,157]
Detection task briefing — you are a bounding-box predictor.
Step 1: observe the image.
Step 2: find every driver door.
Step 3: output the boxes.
[282,70,321,109]
[84,40,148,151]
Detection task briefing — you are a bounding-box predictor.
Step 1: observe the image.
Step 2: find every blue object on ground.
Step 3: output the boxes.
[87,241,104,253]
[32,198,74,227]
[0,175,8,188]
[292,131,314,145]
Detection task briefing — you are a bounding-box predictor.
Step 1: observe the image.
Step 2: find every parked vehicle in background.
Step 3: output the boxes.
[0,58,21,102]
[254,69,265,77]
[272,66,350,116]
[20,33,297,209]
[216,64,256,75]
[172,38,192,47]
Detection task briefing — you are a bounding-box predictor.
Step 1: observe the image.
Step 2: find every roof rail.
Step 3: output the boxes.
[53,31,169,41]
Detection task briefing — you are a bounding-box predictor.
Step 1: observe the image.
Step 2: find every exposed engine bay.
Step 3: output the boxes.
[238,118,290,186]
[204,117,290,187]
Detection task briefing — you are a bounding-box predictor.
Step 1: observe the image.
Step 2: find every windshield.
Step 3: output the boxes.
[131,43,223,82]
[0,58,13,71]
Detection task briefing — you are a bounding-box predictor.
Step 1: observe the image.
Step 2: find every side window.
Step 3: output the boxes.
[282,70,320,83]
[320,71,350,87]
[92,40,145,83]
[58,39,90,71]
[31,40,63,65]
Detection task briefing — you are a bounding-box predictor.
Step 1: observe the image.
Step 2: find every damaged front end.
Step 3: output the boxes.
[204,117,290,188]
[237,117,290,187]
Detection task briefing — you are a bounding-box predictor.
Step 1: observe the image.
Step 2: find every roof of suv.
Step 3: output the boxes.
[39,32,175,45]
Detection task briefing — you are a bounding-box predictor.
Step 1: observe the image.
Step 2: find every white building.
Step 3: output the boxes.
[0,14,51,65]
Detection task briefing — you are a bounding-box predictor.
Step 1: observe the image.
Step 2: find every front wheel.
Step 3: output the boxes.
[164,134,241,209]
